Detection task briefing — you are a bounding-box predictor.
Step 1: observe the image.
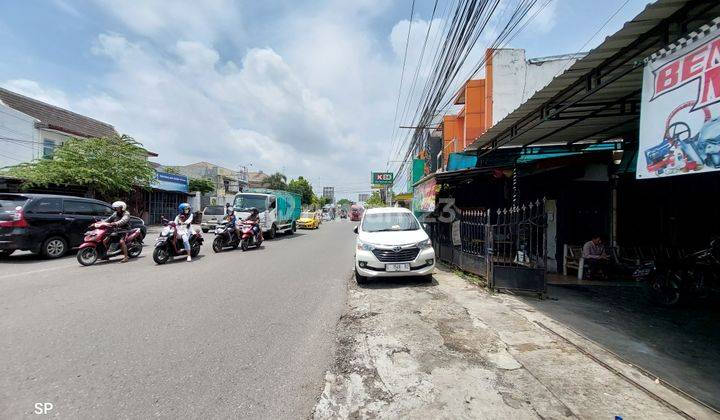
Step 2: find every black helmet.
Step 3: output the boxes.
[250,207,259,215]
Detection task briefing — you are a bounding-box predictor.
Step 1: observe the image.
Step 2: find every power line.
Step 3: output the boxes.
[387,0,440,169]
[564,0,630,68]
[387,0,456,169]
[387,0,465,171]
[434,0,631,150]
[392,0,515,181]
[391,0,551,185]
[436,0,550,116]
[386,0,417,171]
[0,152,25,164]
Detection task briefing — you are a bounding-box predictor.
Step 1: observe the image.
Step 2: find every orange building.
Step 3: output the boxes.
[438,48,582,168]
[442,78,488,166]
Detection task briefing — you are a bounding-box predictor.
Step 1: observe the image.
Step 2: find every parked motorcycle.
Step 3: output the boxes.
[212,221,240,252]
[240,220,263,251]
[641,239,720,306]
[153,218,203,264]
[77,222,143,266]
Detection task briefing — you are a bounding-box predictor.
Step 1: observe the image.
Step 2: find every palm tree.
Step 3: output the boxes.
[263,172,288,190]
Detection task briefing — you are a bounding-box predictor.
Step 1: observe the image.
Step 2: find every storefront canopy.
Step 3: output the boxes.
[466,0,720,154]
[414,142,622,188]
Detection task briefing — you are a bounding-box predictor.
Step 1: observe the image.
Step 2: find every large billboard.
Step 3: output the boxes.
[637,23,720,179]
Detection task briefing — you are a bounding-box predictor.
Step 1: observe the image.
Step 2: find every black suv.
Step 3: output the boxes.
[0,194,146,258]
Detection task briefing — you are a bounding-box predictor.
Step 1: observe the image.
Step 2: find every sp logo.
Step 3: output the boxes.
[34,402,54,415]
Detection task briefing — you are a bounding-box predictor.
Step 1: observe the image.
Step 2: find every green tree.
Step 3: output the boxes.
[287,176,314,205]
[311,194,330,209]
[365,191,385,208]
[163,166,181,175]
[189,177,215,194]
[6,135,155,200]
[337,198,352,206]
[262,172,288,190]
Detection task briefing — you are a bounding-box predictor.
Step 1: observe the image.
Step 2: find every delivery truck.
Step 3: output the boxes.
[233,189,302,239]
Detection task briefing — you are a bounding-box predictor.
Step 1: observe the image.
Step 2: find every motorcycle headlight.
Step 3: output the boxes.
[357,240,376,251]
[417,238,432,249]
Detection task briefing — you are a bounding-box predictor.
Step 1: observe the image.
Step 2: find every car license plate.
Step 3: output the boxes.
[386,263,410,272]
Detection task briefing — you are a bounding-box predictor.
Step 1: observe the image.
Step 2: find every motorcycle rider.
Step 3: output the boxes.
[223,204,239,240]
[102,201,131,262]
[245,207,263,241]
[174,203,194,262]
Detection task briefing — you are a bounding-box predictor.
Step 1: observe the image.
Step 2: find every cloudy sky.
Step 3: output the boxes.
[0,0,651,199]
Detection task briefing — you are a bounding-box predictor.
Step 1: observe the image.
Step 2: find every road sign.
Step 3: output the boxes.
[371,172,394,185]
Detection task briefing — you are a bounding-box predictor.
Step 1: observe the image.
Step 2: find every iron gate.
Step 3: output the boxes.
[429,199,547,297]
[488,199,547,296]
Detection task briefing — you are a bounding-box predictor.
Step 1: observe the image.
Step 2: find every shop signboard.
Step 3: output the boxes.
[154,171,189,193]
[637,23,720,179]
[413,177,437,213]
[371,172,394,185]
[408,159,425,192]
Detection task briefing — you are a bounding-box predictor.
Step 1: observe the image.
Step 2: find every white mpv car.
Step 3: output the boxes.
[353,207,435,284]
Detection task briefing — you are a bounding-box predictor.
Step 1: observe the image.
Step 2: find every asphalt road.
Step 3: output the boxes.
[0,219,355,419]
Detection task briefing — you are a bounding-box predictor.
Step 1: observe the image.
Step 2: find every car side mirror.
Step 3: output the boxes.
[353,226,358,234]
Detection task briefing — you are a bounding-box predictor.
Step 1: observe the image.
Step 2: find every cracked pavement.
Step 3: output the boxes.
[314,267,715,419]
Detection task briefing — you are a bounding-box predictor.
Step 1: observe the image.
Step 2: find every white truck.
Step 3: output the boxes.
[232,189,302,239]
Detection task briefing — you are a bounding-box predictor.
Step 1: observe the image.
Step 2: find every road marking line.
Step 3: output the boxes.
[0,264,77,280]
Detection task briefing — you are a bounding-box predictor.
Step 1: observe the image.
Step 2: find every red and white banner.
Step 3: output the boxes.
[637,22,720,179]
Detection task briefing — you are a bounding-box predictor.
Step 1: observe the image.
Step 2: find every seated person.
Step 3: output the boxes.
[224,208,239,238]
[245,207,263,240]
[175,203,194,262]
[102,201,131,262]
[582,235,609,279]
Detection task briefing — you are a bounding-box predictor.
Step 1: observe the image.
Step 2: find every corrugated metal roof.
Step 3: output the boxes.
[466,0,720,153]
[0,87,117,139]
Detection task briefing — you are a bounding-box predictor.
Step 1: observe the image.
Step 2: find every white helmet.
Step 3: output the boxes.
[111,201,127,211]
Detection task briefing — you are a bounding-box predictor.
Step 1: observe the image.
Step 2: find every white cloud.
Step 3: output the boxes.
[26,0,459,195]
[2,79,70,109]
[51,0,81,17]
[85,8,449,190]
[6,3,507,197]
[73,33,372,186]
[532,1,558,34]
[89,0,242,45]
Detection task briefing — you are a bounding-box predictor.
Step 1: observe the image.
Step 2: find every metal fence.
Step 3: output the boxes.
[460,209,489,256]
[491,199,547,269]
[429,199,547,297]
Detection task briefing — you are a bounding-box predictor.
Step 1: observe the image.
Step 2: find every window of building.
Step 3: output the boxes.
[43,139,55,158]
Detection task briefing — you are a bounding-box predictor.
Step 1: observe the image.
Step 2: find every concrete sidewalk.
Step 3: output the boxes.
[314,267,718,419]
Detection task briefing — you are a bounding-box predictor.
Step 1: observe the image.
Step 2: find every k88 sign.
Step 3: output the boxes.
[371,172,394,185]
